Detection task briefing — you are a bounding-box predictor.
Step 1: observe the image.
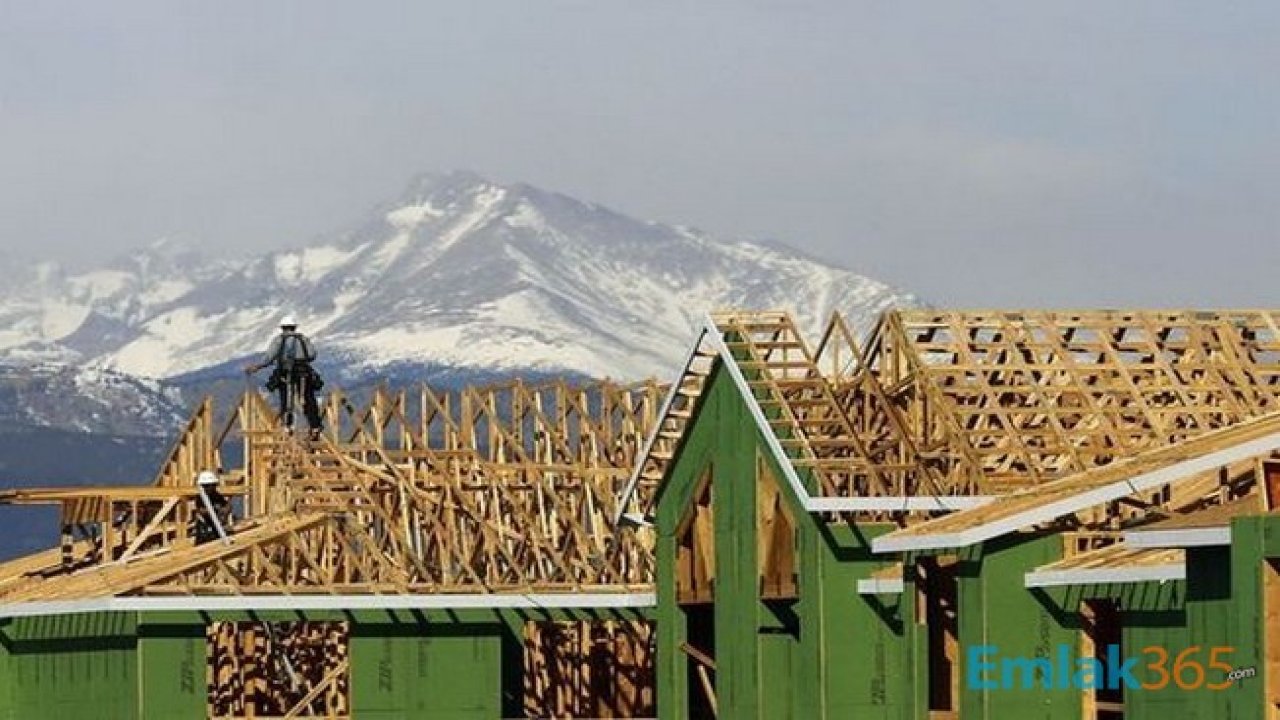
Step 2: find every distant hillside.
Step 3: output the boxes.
[0,427,168,559]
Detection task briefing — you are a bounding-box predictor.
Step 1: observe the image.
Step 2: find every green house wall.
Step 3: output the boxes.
[900,534,1085,720]
[654,365,909,719]
[0,613,139,720]
[0,606,650,719]
[948,521,1280,720]
[1168,514,1280,719]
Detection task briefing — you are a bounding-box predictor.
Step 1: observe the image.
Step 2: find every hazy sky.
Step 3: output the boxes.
[1,1,1277,307]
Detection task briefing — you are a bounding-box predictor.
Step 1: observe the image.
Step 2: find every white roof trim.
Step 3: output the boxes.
[614,326,709,524]
[620,512,654,528]
[856,577,905,595]
[1124,526,1232,548]
[0,592,657,619]
[1024,563,1185,588]
[873,430,1280,554]
[807,496,994,513]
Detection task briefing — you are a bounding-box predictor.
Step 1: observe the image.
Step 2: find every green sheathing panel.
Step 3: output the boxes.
[0,620,10,714]
[1145,515,1280,719]
[351,615,501,719]
[1039,577,1187,719]
[0,612,137,720]
[1119,547,1229,719]
[132,607,650,720]
[817,522,908,719]
[654,366,910,719]
[655,365,767,718]
[1175,514,1280,719]
[137,618,203,720]
[965,534,1080,718]
[1123,514,1280,719]
[904,534,1083,719]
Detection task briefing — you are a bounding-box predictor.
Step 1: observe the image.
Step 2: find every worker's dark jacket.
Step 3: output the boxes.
[259,331,317,371]
[261,332,322,391]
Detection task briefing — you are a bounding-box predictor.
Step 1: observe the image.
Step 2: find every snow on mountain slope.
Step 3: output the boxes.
[0,171,916,382]
[0,364,185,436]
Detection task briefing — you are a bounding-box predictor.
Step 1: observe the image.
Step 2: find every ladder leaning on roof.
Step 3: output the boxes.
[616,325,717,525]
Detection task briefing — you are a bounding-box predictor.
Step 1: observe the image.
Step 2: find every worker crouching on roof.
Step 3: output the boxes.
[244,314,325,437]
[194,470,233,544]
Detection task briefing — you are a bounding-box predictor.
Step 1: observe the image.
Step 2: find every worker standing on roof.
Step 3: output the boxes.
[244,314,325,437]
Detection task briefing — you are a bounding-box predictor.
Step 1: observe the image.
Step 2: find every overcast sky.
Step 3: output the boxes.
[1,1,1277,307]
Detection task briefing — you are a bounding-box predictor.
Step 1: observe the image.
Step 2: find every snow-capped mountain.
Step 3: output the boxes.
[0,171,916,384]
[0,363,185,436]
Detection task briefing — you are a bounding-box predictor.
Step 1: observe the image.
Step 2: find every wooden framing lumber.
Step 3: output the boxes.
[1024,544,1186,588]
[208,620,349,719]
[856,563,905,595]
[626,309,1280,529]
[0,593,658,619]
[0,378,665,603]
[522,620,655,718]
[873,411,1280,553]
[1122,494,1261,548]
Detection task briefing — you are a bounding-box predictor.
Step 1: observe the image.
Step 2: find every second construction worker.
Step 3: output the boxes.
[244,314,325,436]
[194,470,233,543]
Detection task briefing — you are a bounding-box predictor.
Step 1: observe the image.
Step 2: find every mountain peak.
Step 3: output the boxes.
[397,169,496,203]
[0,173,917,380]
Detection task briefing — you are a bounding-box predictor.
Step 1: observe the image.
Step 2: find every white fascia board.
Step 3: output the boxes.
[806,496,995,513]
[620,512,655,528]
[872,529,976,554]
[0,592,658,619]
[614,328,709,524]
[1024,564,1185,589]
[1124,526,1232,548]
[704,316,814,507]
[856,577,905,595]
[874,430,1280,555]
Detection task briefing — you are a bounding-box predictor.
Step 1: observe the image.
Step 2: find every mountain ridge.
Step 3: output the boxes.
[0,171,917,435]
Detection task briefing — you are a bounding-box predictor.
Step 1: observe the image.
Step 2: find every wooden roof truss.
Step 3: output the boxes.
[0,380,664,603]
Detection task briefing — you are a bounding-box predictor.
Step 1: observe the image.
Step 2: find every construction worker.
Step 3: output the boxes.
[194,470,232,544]
[244,314,325,436]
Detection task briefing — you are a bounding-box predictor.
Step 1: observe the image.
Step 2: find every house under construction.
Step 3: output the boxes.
[2,308,1280,719]
[0,381,662,719]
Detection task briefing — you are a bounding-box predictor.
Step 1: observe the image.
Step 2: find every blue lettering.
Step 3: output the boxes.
[1056,644,1073,689]
[1107,644,1140,690]
[967,645,999,690]
[1002,656,1054,690]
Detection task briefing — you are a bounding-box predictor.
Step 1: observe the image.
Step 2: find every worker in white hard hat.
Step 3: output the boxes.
[194,470,233,543]
[244,314,325,436]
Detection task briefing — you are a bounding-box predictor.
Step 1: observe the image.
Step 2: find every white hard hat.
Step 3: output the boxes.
[280,314,298,328]
[196,470,220,486]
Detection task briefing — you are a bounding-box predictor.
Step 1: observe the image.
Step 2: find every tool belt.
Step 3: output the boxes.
[265,364,324,392]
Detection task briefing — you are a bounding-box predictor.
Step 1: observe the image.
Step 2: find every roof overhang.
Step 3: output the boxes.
[1123,526,1232,548]
[1024,563,1185,588]
[0,592,658,620]
[856,577,905,595]
[807,496,994,513]
[873,426,1280,554]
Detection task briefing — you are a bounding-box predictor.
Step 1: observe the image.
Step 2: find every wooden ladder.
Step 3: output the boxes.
[618,327,718,521]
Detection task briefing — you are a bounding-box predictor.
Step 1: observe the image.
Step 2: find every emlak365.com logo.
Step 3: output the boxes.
[967,645,1256,691]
